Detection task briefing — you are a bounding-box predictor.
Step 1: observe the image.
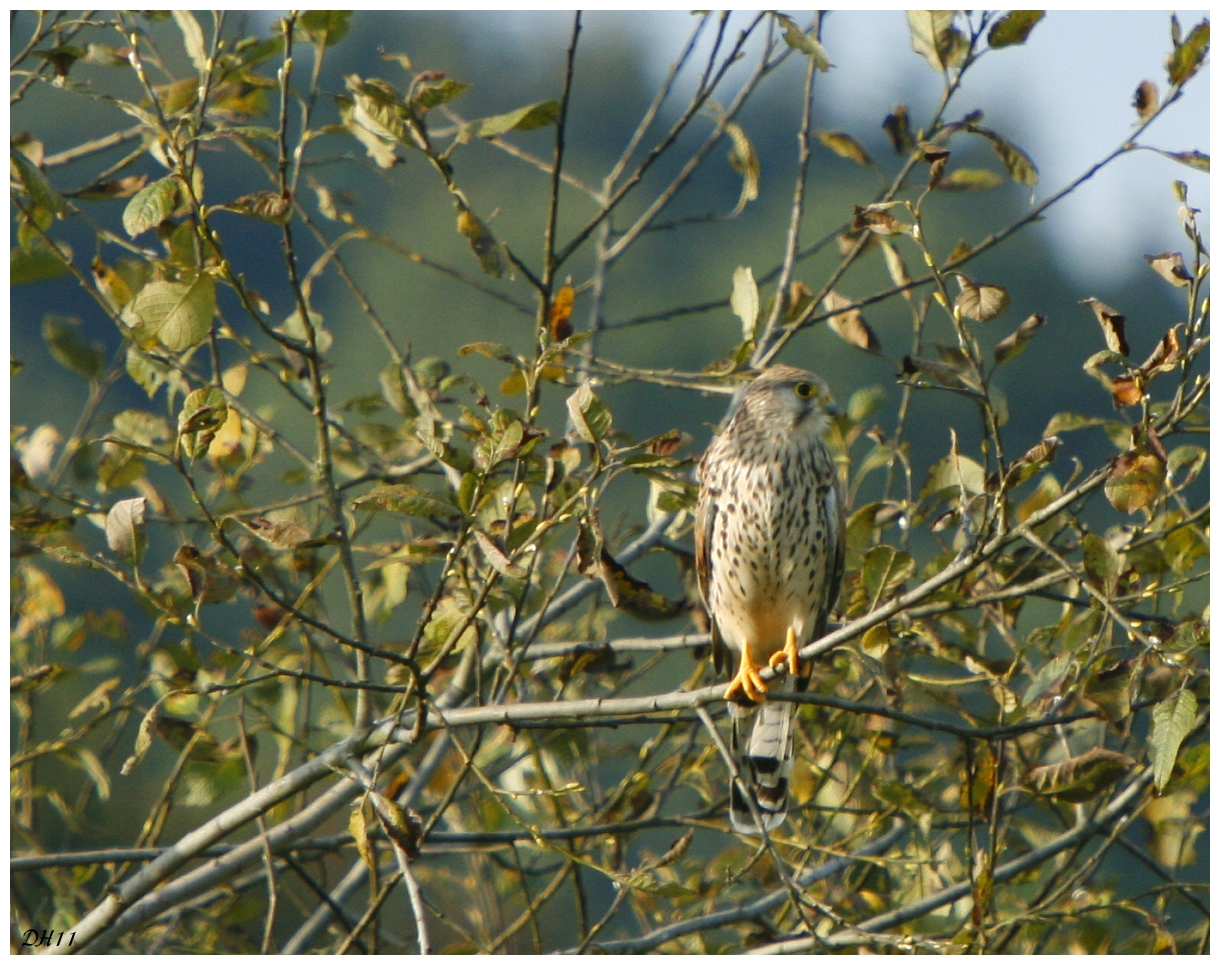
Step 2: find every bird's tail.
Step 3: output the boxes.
[728,677,796,834]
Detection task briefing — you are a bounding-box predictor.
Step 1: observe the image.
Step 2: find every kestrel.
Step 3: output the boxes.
[694,365,845,834]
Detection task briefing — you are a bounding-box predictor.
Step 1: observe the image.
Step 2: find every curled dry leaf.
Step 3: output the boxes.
[901,354,975,391]
[993,313,1046,365]
[853,204,909,236]
[576,514,686,621]
[954,275,1010,322]
[822,290,882,354]
[1139,325,1184,375]
[1028,747,1136,803]
[1144,251,1192,287]
[105,496,147,561]
[473,529,527,579]
[1110,376,1143,409]
[549,285,575,341]
[1133,80,1159,120]
[1081,297,1130,356]
[1105,449,1165,514]
[881,104,915,155]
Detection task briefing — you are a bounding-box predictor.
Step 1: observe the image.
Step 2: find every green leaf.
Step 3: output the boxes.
[122,176,179,238]
[774,13,832,68]
[566,383,612,444]
[456,206,506,278]
[1150,689,1197,791]
[126,274,216,351]
[11,239,71,285]
[861,544,915,604]
[1022,652,1070,707]
[967,125,1039,186]
[43,315,104,380]
[1160,149,1210,172]
[353,485,460,520]
[816,130,873,167]
[994,313,1046,365]
[1042,412,1104,436]
[937,168,1003,191]
[848,385,887,424]
[1167,18,1209,86]
[729,266,760,342]
[458,341,515,362]
[298,10,351,48]
[10,147,68,215]
[177,387,228,459]
[1081,532,1120,595]
[171,10,208,72]
[987,10,1045,48]
[921,451,985,498]
[464,100,561,139]
[414,78,471,110]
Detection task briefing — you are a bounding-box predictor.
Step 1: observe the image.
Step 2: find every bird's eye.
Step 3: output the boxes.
[794,381,814,399]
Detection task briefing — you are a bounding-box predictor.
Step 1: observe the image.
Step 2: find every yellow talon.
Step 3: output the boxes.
[768,626,802,678]
[724,646,768,704]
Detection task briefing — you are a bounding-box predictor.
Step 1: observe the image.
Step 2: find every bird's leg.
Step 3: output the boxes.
[768,626,801,677]
[724,644,768,704]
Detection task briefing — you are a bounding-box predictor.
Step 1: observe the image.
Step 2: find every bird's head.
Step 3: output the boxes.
[733,364,838,439]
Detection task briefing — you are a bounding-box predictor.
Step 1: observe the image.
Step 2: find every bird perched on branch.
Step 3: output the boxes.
[695,365,845,834]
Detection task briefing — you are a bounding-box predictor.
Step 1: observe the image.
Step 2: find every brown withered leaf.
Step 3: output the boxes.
[1110,375,1143,408]
[224,190,293,224]
[1083,660,1134,723]
[901,354,972,390]
[823,290,882,354]
[781,279,814,322]
[1133,80,1159,120]
[920,142,950,189]
[645,429,688,458]
[1081,297,1130,356]
[173,544,241,604]
[242,515,313,548]
[1028,747,1136,803]
[1138,324,1183,375]
[946,239,973,265]
[1144,251,1192,287]
[75,174,150,201]
[473,529,527,579]
[997,435,1060,489]
[550,284,575,341]
[816,130,873,167]
[577,514,686,621]
[878,240,911,293]
[954,275,1010,322]
[853,204,909,236]
[882,104,915,154]
[1105,449,1165,514]
[993,313,1046,365]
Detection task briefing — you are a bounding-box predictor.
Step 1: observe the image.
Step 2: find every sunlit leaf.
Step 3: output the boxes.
[566,383,612,444]
[1166,18,1209,86]
[171,10,208,72]
[937,168,1003,191]
[1150,689,1198,791]
[823,290,882,353]
[1105,449,1165,513]
[993,313,1046,365]
[730,266,760,342]
[298,10,351,48]
[954,275,1009,322]
[464,100,561,139]
[907,11,968,72]
[774,13,832,69]
[967,124,1039,185]
[177,386,228,460]
[1143,252,1191,287]
[456,205,506,278]
[122,176,179,237]
[1133,80,1159,120]
[353,485,460,520]
[105,496,147,562]
[816,130,872,167]
[1029,746,1134,802]
[1081,297,1129,356]
[725,122,760,215]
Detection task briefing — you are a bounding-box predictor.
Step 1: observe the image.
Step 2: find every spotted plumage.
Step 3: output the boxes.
[694,365,845,834]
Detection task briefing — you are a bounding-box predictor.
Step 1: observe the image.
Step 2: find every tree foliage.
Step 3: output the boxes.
[10,10,1209,954]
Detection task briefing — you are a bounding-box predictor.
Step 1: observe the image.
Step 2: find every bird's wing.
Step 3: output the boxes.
[817,481,846,640]
[694,478,728,676]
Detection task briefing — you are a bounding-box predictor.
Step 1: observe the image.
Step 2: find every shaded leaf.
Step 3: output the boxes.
[902,354,975,392]
[12,238,72,285]
[353,485,459,520]
[122,176,179,238]
[993,313,1046,364]
[1029,747,1135,803]
[987,10,1044,48]
[474,529,527,579]
[105,496,147,562]
[1081,531,1120,595]
[242,516,313,548]
[1081,297,1129,356]
[879,239,911,293]
[1150,689,1198,792]
[10,147,68,215]
[823,290,882,353]
[465,100,561,139]
[882,104,915,154]
[220,190,292,224]
[954,275,1010,322]
[861,544,915,604]
[76,174,149,201]
[1133,80,1159,120]
[298,10,351,48]
[1143,251,1191,287]
[999,435,1060,489]
[816,130,872,167]
[173,545,240,604]
[414,78,470,111]
[43,314,103,379]
[577,515,686,621]
[1083,660,1133,722]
